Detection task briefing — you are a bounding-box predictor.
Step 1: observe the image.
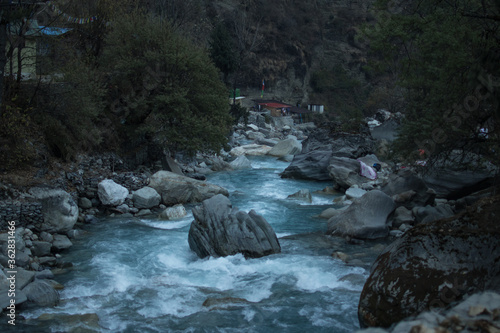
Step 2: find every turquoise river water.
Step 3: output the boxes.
[4,156,387,332]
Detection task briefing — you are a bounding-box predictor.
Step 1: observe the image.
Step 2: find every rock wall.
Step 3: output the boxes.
[0,201,43,230]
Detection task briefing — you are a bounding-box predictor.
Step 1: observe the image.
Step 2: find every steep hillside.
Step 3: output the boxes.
[204,0,376,108]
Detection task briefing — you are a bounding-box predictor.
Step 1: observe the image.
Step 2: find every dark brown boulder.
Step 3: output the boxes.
[358,196,500,328]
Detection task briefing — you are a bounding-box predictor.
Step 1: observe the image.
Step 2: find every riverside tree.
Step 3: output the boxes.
[101,12,232,155]
[365,0,500,167]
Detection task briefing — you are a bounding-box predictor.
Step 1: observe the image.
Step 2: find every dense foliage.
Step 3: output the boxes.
[209,22,237,84]
[310,65,369,121]
[365,0,500,166]
[0,2,232,169]
[101,13,232,155]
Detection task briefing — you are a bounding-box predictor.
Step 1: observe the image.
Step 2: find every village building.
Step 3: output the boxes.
[254,99,313,123]
[6,19,72,80]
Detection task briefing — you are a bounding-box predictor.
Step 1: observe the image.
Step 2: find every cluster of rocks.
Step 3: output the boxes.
[1,117,304,312]
[266,111,498,330]
[0,201,43,230]
[225,111,313,161]
[0,106,496,327]
[358,292,500,333]
[357,195,500,329]
[0,226,70,309]
[0,153,237,313]
[181,112,310,260]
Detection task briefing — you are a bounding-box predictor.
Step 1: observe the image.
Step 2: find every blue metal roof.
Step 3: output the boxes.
[38,26,72,36]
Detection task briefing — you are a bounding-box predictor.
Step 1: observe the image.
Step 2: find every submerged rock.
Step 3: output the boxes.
[358,196,500,328]
[287,189,312,203]
[188,194,281,259]
[202,297,252,310]
[33,313,101,331]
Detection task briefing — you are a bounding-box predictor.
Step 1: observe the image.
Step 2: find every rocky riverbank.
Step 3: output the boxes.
[0,111,310,314]
[1,109,498,331]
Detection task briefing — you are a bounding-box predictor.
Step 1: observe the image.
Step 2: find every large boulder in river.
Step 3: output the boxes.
[358,196,500,328]
[267,138,302,157]
[328,157,369,190]
[149,171,229,206]
[188,194,281,259]
[98,179,129,206]
[280,150,332,180]
[132,186,161,208]
[30,188,78,233]
[327,190,396,239]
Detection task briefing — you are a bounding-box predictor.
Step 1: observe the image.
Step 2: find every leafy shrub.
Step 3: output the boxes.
[0,102,36,170]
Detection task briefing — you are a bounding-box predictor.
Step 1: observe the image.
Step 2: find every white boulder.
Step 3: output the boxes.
[98,179,129,206]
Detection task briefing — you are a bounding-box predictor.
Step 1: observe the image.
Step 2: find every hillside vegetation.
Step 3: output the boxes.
[0,0,498,171]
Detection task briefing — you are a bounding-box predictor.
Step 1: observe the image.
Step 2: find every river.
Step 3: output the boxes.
[10,156,387,332]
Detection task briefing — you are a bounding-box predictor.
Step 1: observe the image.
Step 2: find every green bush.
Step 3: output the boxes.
[101,13,232,155]
[0,103,36,169]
